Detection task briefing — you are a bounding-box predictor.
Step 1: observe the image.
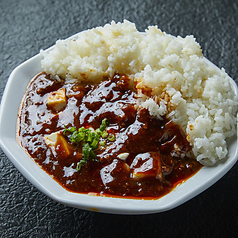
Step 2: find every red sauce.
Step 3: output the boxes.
[18,72,202,199]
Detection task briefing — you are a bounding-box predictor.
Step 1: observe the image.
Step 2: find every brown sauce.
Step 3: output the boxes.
[18,72,202,199]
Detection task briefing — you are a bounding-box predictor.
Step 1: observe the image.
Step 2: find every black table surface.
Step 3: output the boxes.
[1,0,238,237]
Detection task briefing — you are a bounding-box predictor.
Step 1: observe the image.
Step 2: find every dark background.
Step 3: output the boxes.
[1,0,238,237]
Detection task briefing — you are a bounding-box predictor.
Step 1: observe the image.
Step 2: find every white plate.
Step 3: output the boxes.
[0,52,237,215]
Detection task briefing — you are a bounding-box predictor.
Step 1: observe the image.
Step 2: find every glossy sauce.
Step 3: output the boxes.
[18,72,202,199]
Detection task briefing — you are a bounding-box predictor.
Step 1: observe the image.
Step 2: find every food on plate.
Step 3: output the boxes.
[18,72,202,198]
[17,20,237,198]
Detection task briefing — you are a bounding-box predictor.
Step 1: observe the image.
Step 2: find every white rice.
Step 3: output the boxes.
[40,20,238,166]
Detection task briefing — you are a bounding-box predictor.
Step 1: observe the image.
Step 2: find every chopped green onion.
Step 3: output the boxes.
[108,134,115,142]
[99,140,106,146]
[101,130,108,138]
[95,128,102,135]
[76,160,86,171]
[90,149,96,160]
[63,126,76,135]
[71,130,85,144]
[86,129,93,142]
[82,143,91,160]
[78,127,86,134]
[90,133,100,150]
[99,118,108,132]
[63,118,112,171]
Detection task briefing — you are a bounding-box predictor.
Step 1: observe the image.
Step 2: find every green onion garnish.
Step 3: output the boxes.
[63,118,115,171]
[108,134,116,142]
[99,140,106,146]
[99,118,108,132]
[101,130,108,138]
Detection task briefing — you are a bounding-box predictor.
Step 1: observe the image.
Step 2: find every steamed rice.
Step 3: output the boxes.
[40,20,238,166]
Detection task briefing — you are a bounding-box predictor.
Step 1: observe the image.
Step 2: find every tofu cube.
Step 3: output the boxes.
[56,134,71,158]
[47,88,67,112]
[130,152,162,180]
[44,132,71,158]
[44,132,58,147]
